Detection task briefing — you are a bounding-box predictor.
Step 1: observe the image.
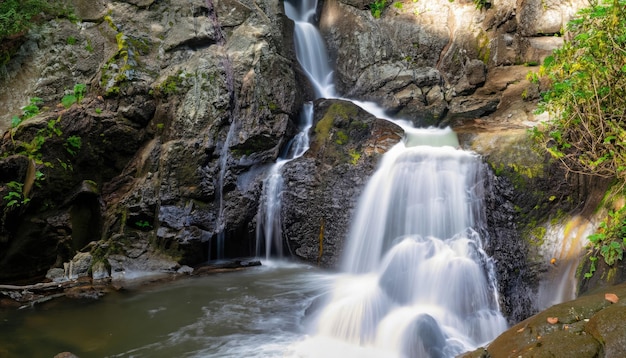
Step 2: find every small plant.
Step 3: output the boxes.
[85,39,94,52]
[370,0,387,18]
[3,181,30,208]
[64,135,82,156]
[66,36,77,45]
[393,1,403,10]
[134,220,152,229]
[584,205,626,278]
[474,0,489,9]
[22,97,43,119]
[95,108,102,114]
[61,83,87,108]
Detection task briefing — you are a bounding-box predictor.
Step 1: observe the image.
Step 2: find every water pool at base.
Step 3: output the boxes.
[0,262,334,358]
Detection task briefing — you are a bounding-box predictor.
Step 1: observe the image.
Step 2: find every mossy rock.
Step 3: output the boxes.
[309,99,395,166]
[481,282,626,358]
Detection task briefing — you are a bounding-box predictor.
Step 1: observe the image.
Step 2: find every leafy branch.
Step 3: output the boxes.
[531,1,626,182]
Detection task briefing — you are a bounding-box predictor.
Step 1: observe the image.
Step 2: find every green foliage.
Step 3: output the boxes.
[134,220,152,229]
[585,203,626,277]
[474,0,489,9]
[10,97,43,133]
[532,1,626,182]
[66,36,76,45]
[12,116,64,166]
[0,0,47,39]
[0,0,77,62]
[3,181,30,208]
[85,39,94,52]
[393,2,403,10]
[61,83,87,108]
[155,73,184,96]
[65,135,82,156]
[22,97,43,119]
[349,149,361,165]
[370,0,387,18]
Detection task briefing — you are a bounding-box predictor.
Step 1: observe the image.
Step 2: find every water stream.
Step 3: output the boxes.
[281,0,508,356]
[256,103,313,259]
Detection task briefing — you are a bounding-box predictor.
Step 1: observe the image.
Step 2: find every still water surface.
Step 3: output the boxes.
[0,261,333,358]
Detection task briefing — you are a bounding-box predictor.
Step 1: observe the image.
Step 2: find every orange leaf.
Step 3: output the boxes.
[605,293,619,303]
[547,317,559,324]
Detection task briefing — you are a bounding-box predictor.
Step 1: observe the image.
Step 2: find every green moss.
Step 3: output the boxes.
[267,101,279,112]
[476,30,491,65]
[530,225,547,246]
[100,21,148,97]
[315,102,358,146]
[335,131,348,145]
[349,149,361,165]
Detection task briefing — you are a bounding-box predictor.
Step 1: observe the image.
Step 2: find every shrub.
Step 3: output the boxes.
[531,0,626,182]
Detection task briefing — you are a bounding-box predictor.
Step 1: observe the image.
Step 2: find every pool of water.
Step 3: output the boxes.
[0,261,334,358]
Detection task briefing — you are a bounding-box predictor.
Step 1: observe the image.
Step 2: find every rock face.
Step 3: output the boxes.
[281,99,403,267]
[319,0,587,127]
[0,0,304,283]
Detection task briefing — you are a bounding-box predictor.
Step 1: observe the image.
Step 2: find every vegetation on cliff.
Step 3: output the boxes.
[0,0,76,65]
[531,0,626,274]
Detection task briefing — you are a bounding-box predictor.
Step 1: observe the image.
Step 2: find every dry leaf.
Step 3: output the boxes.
[547,317,559,324]
[517,327,525,333]
[550,258,557,265]
[605,293,619,303]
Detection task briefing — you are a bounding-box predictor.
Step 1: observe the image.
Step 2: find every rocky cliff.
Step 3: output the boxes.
[0,0,305,283]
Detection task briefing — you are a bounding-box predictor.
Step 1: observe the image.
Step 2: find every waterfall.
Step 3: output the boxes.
[256,104,313,260]
[256,0,327,261]
[283,0,507,356]
[215,123,235,259]
[312,136,507,356]
[284,0,335,98]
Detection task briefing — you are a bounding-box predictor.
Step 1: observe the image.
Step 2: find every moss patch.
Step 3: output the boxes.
[312,101,367,166]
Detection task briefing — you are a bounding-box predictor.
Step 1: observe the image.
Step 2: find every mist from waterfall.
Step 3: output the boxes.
[283,0,508,356]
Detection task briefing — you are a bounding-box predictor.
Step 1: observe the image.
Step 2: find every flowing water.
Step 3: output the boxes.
[0,262,332,358]
[256,103,313,259]
[280,0,508,356]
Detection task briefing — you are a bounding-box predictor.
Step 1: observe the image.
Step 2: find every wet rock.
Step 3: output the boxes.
[464,282,626,358]
[281,99,403,267]
[65,252,93,280]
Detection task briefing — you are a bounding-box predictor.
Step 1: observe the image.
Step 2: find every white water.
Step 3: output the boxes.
[256,103,313,259]
[215,122,236,259]
[284,0,507,356]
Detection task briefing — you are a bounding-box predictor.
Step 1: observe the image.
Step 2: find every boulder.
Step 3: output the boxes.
[281,99,403,267]
[460,282,626,357]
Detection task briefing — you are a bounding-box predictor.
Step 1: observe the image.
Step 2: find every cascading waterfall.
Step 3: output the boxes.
[256,104,313,259]
[310,131,507,356]
[284,0,507,356]
[256,0,327,261]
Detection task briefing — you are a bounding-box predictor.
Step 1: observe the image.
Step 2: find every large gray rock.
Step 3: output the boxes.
[281,99,403,267]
